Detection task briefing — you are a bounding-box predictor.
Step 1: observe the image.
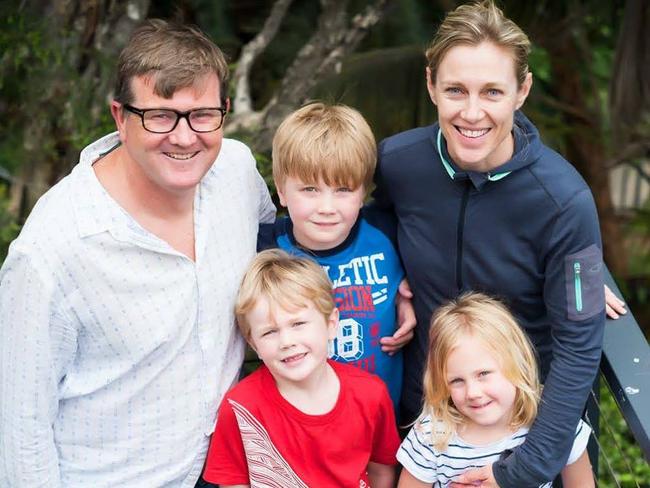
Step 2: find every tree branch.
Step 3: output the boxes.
[251,0,391,153]
[231,0,294,115]
[606,140,650,169]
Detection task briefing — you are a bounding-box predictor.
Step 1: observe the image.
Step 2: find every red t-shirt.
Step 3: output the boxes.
[203,360,400,487]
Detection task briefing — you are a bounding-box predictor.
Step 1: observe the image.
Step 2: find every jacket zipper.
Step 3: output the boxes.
[574,262,583,312]
[456,181,470,291]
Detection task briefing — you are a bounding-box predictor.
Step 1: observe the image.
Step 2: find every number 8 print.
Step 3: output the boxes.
[329,318,364,361]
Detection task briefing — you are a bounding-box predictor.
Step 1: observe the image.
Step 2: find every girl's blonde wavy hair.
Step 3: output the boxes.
[420,292,540,451]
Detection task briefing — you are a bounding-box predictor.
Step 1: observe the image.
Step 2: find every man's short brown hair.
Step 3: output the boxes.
[114,19,229,105]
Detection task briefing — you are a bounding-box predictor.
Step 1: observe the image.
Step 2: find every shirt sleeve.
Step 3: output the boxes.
[0,249,76,487]
[395,419,438,483]
[566,419,592,465]
[370,381,401,465]
[255,167,276,224]
[202,396,250,485]
[494,189,605,487]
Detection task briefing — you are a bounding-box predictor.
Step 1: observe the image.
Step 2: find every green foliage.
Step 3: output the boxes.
[313,46,436,142]
[598,381,650,487]
[361,0,442,50]
[627,202,650,275]
[528,45,551,84]
[0,186,20,260]
[0,13,57,173]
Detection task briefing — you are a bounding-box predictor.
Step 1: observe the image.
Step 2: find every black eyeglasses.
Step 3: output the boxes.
[123,104,227,133]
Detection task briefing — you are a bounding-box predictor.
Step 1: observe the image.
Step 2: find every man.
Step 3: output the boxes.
[0,20,274,487]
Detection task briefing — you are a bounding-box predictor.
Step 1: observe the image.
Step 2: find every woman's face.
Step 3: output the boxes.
[427,41,532,173]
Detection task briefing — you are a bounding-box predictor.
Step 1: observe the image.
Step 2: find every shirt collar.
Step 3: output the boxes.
[71,132,136,239]
[435,128,513,190]
[284,213,362,257]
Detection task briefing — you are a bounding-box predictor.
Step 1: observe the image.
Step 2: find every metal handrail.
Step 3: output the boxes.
[601,270,650,461]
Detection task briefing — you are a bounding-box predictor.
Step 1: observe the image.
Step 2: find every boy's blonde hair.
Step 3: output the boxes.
[272,102,376,192]
[421,292,540,451]
[235,249,335,340]
[426,0,531,87]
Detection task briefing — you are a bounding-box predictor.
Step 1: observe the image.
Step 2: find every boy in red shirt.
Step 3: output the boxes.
[202,249,400,488]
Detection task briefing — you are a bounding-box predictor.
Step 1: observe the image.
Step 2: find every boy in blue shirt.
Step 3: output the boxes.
[258,102,414,408]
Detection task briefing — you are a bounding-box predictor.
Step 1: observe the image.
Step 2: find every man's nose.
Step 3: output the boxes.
[168,116,198,146]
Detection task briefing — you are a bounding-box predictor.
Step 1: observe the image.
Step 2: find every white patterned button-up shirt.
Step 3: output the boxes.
[0,133,275,487]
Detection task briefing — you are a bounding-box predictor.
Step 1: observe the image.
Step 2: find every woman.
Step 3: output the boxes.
[373,1,609,486]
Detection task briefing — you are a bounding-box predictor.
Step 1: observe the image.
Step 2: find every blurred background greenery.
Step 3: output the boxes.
[0,0,648,484]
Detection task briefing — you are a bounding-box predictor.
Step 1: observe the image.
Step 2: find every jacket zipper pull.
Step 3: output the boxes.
[574,262,583,312]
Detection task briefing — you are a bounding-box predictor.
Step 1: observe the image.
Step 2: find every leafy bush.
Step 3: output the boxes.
[0,186,20,260]
[598,380,650,486]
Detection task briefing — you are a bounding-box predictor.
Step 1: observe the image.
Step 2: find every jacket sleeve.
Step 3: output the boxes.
[493,189,605,487]
[0,249,76,487]
[257,222,279,252]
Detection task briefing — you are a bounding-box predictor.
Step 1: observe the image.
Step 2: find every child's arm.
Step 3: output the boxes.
[367,462,396,488]
[397,467,432,488]
[560,450,595,488]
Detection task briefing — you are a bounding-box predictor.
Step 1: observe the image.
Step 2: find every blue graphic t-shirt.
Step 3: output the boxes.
[257,208,404,408]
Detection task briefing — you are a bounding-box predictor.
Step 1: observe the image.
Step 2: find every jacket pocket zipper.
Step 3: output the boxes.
[574,262,583,312]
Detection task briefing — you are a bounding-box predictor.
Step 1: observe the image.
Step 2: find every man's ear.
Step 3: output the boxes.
[111,101,128,143]
[425,67,437,106]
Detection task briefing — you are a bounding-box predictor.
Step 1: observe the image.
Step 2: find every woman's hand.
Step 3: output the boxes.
[450,464,500,487]
[605,284,627,319]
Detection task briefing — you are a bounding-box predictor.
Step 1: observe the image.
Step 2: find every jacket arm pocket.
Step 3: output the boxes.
[564,244,604,321]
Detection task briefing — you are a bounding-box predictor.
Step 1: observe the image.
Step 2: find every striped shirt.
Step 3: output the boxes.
[0,133,275,487]
[397,415,591,487]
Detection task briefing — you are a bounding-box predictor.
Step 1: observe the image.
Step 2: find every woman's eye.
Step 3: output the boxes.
[486,89,502,97]
[446,87,463,95]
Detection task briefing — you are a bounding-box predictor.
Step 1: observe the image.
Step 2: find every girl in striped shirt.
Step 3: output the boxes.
[397,292,594,488]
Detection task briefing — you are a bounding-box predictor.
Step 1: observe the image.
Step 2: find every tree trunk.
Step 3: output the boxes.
[9,0,150,220]
[250,0,391,154]
[540,22,626,276]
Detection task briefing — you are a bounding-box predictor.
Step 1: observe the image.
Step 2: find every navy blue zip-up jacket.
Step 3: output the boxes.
[372,111,605,487]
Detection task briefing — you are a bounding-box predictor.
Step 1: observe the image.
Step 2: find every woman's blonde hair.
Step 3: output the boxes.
[421,292,540,451]
[425,0,531,87]
[235,249,335,340]
[272,102,376,192]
